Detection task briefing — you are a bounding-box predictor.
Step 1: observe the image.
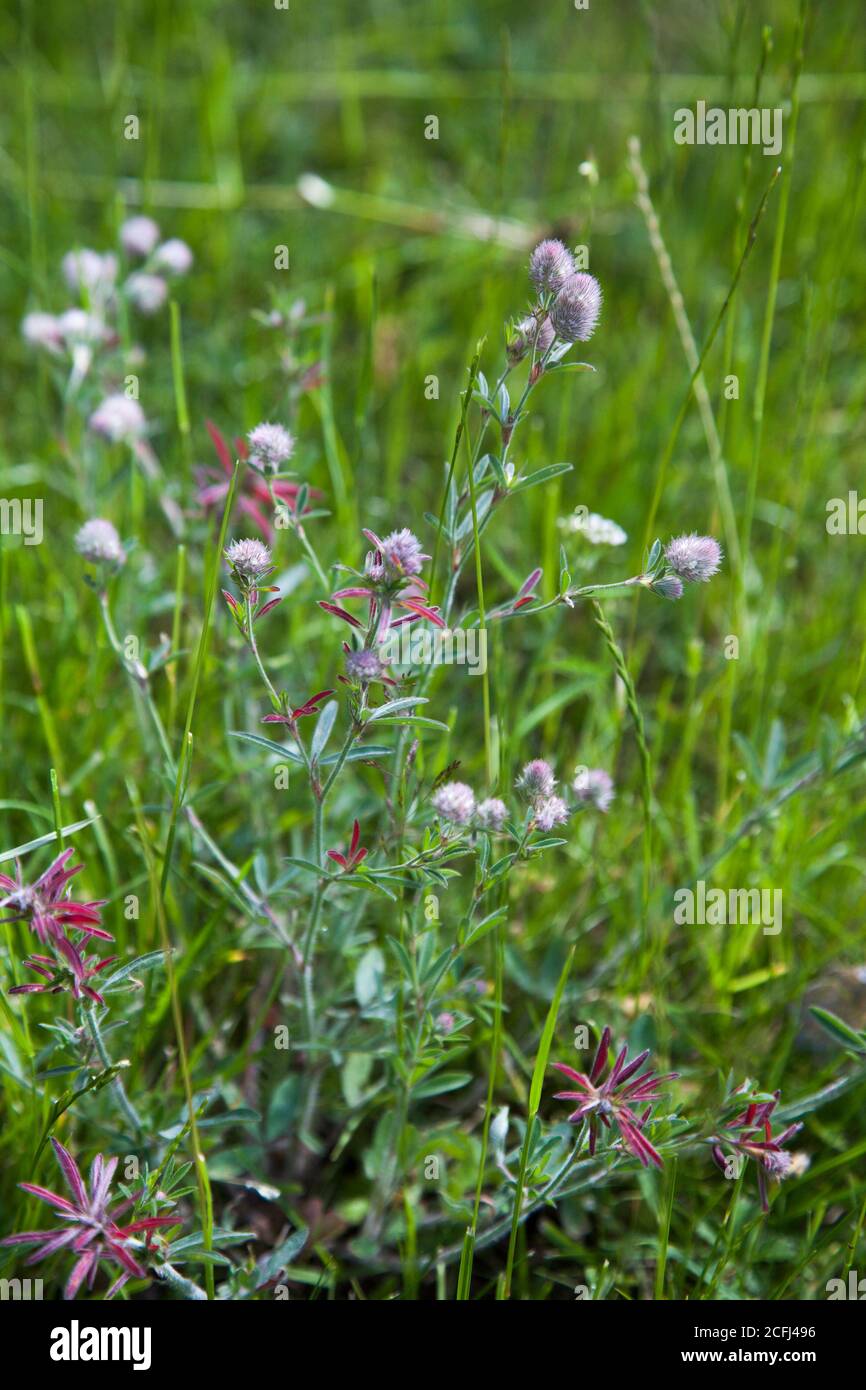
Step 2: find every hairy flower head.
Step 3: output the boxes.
[75,518,126,569]
[663,534,722,583]
[153,238,193,276]
[550,272,602,343]
[125,272,168,315]
[225,537,273,582]
[88,394,146,443]
[529,239,576,295]
[247,422,295,473]
[476,797,508,831]
[517,759,556,799]
[345,647,386,684]
[534,794,570,831]
[120,215,161,258]
[432,781,475,826]
[573,767,615,813]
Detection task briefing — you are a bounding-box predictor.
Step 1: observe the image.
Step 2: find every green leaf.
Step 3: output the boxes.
[809,1007,866,1054]
[101,950,167,991]
[528,946,574,1117]
[366,697,428,722]
[412,1071,472,1099]
[0,816,100,865]
[510,462,573,496]
[310,700,338,761]
[229,731,303,763]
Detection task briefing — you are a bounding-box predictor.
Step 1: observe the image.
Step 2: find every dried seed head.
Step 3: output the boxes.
[432,781,476,826]
[247,422,295,472]
[75,518,126,568]
[120,215,161,258]
[663,534,722,583]
[88,394,146,442]
[529,239,575,295]
[225,537,273,581]
[517,759,556,799]
[550,272,602,343]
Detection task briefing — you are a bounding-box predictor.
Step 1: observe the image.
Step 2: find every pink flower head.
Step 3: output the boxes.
[88,394,146,443]
[573,767,615,813]
[550,272,602,343]
[663,534,722,584]
[325,526,444,639]
[517,759,556,799]
[529,239,576,295]
[75,518,126,569]
[120,215,161,258]
[0,849,110,948]
[153,238,193,276]
[366,528,427,581]
[476,797,508,831]
[247,422,295,473]
[197,421,311,542]
[533,794,569,831]
[0,1138,176,1299]
[552,1027,678,1168]
[432,781,476,826]
[125,272,168,315]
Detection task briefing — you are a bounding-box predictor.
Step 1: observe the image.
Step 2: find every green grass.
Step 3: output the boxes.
[2,0,866,1300]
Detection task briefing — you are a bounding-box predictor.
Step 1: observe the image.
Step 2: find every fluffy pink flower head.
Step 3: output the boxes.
[88,394,146,443]
[125,272,168,315]
[153,238,193,276]
[75,518,126,569]
[225,537,274,584]
[21,312,64,354]
[663,534,722,584]
[552,1027,678,1168]
[573,767,615,813]
[476,797,508,831]
[432,781,476,826]
[0,1138,176,1300]
[550,272,602,343]
[366,528,427,582]
[529,239,576,295]
[517,759,556,799]
[120,215,161,258]
[247,422,295,473]
[534,795,570,831]
[345,647,386,684]
[62,249,118,300]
